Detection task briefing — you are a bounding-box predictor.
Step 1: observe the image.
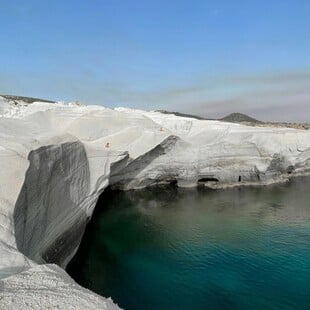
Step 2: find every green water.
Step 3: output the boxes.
[67,177,310,309]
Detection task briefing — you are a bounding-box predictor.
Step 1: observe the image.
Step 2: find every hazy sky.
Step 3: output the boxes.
[1,0,310,121]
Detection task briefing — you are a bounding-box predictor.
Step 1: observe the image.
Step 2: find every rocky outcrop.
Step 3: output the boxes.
[0,264,119,310]
[0,96,309,309]
[14,142,91,268]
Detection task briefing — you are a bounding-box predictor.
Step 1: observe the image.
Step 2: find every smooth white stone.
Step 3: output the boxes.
[0,96,309,309]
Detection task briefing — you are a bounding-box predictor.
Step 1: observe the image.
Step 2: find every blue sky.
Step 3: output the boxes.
[0,0,310,121]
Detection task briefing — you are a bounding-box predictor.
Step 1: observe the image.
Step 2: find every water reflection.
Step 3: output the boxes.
[68,177,310,310]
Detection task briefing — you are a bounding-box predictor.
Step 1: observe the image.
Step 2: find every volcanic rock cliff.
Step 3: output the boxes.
[0,96,309,309]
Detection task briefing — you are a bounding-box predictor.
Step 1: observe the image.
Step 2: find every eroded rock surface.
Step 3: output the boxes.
[0,96,309,309]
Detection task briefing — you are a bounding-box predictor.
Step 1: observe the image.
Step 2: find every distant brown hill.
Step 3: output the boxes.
[220,113,263,124]
[156,110,262,123]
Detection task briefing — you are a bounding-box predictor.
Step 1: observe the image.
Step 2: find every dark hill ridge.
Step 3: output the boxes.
[1,95,55,104]
[156,110,261,123]
[220,112,263,124]
[156,110,210,120]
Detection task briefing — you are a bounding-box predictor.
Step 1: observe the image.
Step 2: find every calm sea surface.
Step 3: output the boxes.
[67,177,310,309]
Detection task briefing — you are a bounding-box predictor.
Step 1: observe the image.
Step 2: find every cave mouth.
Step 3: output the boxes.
[198,177,219,182]
[67,177,310,310]
[197,177,219,186]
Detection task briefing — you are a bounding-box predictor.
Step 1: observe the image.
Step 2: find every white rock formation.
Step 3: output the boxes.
[0,96,309,309]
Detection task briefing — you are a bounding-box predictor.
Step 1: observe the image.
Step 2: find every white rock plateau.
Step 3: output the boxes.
[0,96,309,309]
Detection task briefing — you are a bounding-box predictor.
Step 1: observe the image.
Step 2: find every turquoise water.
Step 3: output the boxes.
[67,177,310,309]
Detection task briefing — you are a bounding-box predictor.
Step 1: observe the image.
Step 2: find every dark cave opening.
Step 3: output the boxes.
[198,177,219,183]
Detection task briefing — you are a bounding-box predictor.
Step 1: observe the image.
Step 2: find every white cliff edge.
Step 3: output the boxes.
[0,97,309,309]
